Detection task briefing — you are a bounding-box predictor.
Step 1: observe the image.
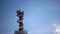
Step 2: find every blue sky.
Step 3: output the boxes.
[0,0,60,34]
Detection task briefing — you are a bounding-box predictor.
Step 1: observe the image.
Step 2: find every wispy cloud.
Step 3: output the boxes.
[28,23,60,34]
[52,24,60,34]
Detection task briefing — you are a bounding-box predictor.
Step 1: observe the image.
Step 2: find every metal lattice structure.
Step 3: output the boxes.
[16,9,24,31]
[14,9,27,34]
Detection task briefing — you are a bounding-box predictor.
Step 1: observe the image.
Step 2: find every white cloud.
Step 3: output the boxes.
[28,24,60,34]
[52,24,60,34]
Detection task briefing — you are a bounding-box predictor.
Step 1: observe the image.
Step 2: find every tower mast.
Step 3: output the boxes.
[16,9,24,31]
[14,9,27,34]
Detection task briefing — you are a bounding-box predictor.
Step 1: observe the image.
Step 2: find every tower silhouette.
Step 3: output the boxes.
[14,9,27,34]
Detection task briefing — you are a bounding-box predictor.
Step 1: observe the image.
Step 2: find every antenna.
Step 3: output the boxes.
[14,9,27,34]
[16,9,24,31]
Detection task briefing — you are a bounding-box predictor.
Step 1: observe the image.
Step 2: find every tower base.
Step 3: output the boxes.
[14,30,27,34]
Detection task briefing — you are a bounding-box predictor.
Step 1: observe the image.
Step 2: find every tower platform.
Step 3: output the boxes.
[14,30,27,34]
